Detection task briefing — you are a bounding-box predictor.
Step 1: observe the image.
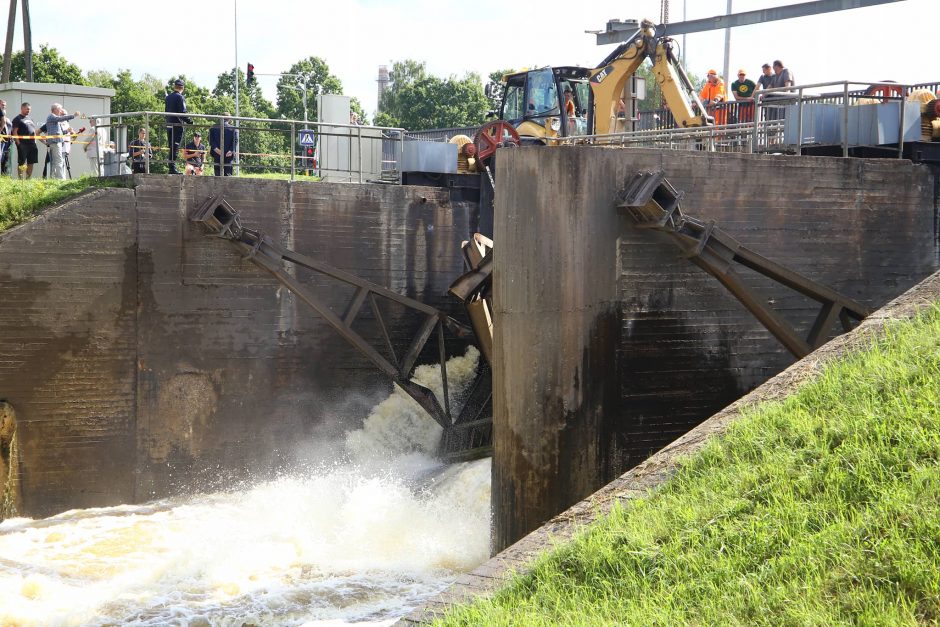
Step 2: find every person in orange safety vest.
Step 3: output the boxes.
[699,69,727,126]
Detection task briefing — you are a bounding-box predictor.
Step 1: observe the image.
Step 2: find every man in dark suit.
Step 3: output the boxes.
[209,113,238,176]
[165,78,190,174]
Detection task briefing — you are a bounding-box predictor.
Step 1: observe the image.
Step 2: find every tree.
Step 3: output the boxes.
[485,68,514,112]
[377,60,489,130]
[275,56,343,122]
[0,45,85,84]
[213,67,276,118]
[381,72,489,131]
[377,59,427,119]
[88,69,161,114]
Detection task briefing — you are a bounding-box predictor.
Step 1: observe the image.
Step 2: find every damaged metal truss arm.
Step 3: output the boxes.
[618,170,872,359]
[190,195,473,429]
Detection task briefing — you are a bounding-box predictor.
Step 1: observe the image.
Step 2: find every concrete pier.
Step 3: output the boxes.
[492,147,939,551]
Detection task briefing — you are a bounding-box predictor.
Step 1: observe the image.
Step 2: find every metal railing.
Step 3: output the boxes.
[86,110,406,183]
[404,126,482,143]
[552,79,938,158]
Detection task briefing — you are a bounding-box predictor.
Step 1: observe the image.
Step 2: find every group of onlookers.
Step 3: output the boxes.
[152,78,238,176]
[699,60,795,123]
[0,77,239,180]
[0,99,85,179]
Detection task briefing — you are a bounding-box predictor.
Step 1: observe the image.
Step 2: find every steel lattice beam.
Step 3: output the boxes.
[595,0,905,45]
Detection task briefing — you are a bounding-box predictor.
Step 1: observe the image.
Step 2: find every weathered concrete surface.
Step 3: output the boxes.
[401,267,940,625]
[0,176,471,516]
[492,147,939,551]
[0,188,138,516]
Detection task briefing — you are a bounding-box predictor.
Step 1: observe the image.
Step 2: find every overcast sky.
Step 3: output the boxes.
[6,0,934,117]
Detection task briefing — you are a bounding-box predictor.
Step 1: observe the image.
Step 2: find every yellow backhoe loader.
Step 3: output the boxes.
[494,19,711,143]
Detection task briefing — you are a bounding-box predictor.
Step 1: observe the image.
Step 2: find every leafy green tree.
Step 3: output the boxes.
[212,67,276,118]
[377,60,488,129]
[382,72,488,131]
[88,69,162,114]
[377,59,427,122]
[488,69,513,84]
[0,45,85,84]
[275,57,343,122]
[485,68,514,113]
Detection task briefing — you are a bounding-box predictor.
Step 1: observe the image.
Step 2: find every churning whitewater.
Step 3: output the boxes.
[0,347,490,626]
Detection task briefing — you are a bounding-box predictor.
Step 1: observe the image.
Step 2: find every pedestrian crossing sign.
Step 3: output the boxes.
[298,129,316,146]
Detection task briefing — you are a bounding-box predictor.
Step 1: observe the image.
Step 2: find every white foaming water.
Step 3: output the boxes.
[345,346,481,462]
[0,348,490,626]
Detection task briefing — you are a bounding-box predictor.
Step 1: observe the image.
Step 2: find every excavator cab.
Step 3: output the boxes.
[500,67,594,142]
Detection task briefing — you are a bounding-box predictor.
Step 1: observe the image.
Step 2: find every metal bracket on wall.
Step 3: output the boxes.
[618,170,873,359]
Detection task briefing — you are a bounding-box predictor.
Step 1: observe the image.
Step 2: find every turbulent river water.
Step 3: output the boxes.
[0,348,490,626]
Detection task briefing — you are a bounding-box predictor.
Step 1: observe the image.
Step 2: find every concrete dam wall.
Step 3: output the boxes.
[492,147,939,550]
[0,176,472,517]
[3,149,937,539]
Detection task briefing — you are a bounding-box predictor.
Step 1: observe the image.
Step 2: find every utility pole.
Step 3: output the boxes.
[2,0,31,83]
[233,0,239,172]
[20,0,29,81]
[233,0,239,118]
[681,0,687,66]
[722,0,732,93]
[2,0,16,83]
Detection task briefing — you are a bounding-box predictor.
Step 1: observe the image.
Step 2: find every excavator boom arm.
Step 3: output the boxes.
[590,20,709,135]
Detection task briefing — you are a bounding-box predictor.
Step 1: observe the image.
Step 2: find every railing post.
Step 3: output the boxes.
[290,121,296,181]
[796,87,804,155]
[897,84,907,159]
[399,129,404,185]
[218,116,225,176]
[357,124,362,184]
[143,112,150,174]
[752,94,761,152]
[842,82,850,158]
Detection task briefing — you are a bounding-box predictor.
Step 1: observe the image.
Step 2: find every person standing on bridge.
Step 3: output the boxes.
[209,113,238,176]
[165,79,191,174]
[731,69,757,123]
[771,60,795,91]
[763,60,795,122]
[45,104,81,180]
[756,63,775,91]
[12,103,39,179]
[128,127,153,174]
[700,70,727,126]
[0,99,8,173]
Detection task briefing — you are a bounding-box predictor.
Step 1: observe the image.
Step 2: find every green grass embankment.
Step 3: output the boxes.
[440,304,940,626]
[0,177,128,232]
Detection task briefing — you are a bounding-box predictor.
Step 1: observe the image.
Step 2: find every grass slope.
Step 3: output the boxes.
[440,304,940,626]
[0,177,128,232]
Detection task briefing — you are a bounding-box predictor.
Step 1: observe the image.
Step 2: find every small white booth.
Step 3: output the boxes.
[316,94,383,183]
[1,81,114,179]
